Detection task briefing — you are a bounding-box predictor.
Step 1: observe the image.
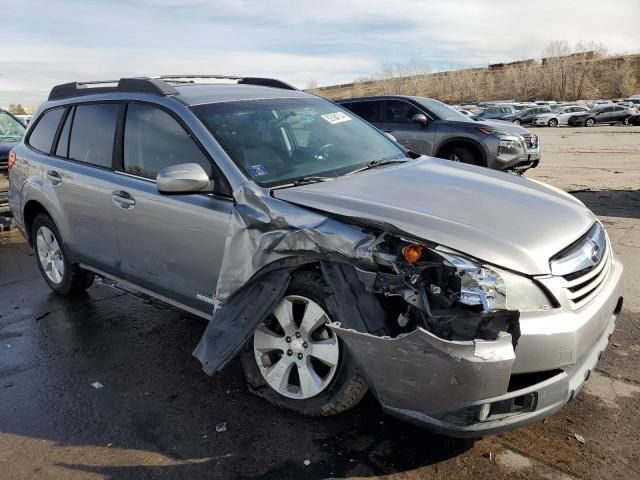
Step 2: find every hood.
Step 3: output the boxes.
[474,119,530,135]
[0,141,17,160]
[273,158,595,275]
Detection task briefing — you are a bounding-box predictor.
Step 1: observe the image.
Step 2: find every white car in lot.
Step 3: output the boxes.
[534,106,590,127]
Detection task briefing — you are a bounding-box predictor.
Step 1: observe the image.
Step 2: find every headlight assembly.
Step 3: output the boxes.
[437,249,552,312]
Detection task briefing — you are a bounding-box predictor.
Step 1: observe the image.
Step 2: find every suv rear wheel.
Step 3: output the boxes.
[240,270,367,416]
[32,214,94,295]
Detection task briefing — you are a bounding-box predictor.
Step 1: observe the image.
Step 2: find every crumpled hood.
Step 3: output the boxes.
[273,157,596,275]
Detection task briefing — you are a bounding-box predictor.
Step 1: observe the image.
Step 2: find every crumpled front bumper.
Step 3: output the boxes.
[332,258,623,437]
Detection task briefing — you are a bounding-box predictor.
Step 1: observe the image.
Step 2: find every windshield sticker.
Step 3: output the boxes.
[321,112,352,125]
[249,164,269,177]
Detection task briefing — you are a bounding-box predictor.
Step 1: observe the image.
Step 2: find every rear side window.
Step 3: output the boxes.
[69,103,119,168]
[342,101,381,122]
[383,100,422,123]
[28,108,64,154]
[123,103,211,180]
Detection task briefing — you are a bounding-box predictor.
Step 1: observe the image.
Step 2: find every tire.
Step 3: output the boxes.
[513,119,521,125]
[31,214,94,296]
[585,118,595,127]
[240,270,368,416]
[442,145,481,166]
[548,118,558,127]
[623,117,630,125]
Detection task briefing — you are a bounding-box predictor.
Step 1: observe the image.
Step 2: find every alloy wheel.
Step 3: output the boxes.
[36,226,65,284]
[253,295,339,399]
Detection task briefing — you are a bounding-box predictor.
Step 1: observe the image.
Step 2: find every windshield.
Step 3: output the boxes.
[0,112,26,142]
[413,98,473,122]
[192,97,405,187]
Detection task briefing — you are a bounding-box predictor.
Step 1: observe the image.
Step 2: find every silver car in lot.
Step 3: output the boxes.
[8,76,623,437]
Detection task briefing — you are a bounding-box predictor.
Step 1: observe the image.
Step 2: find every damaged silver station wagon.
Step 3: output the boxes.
[9,76,624,437]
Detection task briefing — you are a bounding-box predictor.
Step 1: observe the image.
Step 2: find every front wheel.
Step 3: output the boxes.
[623,117,630,125]
[32,214,94,296]
[585,118,595,127]
[240,270,367,416]
[442,145,481,166]
[548,118,558,127]
[513,119,521,125]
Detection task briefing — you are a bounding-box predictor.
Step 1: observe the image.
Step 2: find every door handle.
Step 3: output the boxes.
[112,190,136,209]
[46,170,62,185]
[383,128,394,133]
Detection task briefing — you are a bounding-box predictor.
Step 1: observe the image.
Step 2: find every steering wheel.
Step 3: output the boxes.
[312,143,334,162]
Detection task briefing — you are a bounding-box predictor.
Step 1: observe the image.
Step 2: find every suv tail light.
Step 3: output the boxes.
[7,150,16,170]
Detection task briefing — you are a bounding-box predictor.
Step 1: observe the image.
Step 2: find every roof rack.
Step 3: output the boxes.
[48,78,178,101]
[48,75,297,101]
[156,75,297,91]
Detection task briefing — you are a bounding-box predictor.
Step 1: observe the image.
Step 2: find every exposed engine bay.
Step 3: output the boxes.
[365,233,522,345]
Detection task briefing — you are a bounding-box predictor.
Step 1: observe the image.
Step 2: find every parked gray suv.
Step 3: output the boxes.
[338,96,540,172]
[8,76,622,437]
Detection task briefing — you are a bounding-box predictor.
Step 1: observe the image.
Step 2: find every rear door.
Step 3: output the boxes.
[110,102,233,317]
[377,99,435,155]
[611,106,627,122]
[33,103,121,275]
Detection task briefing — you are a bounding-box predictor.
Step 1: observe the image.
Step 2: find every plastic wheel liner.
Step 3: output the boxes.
[193,183,519,416]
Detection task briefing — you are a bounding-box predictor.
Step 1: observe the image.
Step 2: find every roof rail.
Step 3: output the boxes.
[155,75,298,91]
[48,78,178,101]
[48,75,297,101]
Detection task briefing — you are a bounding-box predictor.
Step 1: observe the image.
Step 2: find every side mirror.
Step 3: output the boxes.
[411,113,428,126]
[157,163,211,194]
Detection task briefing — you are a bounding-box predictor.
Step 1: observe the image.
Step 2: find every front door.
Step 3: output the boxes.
[111,102,233,317]
[377,100,435,155]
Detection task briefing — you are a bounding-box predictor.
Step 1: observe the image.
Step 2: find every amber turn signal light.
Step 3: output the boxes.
[402,244,423,264]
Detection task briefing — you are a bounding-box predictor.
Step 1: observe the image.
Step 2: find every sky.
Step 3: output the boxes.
[2,0,639,106]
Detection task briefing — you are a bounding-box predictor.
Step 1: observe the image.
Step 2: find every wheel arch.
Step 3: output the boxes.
[435,137,487,167]
[23,200,53,245]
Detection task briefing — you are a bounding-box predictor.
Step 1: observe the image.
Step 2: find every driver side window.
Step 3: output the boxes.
[123,103,212,180]
[383,100,422,123]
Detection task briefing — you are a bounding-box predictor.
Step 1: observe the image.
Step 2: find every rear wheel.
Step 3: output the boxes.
[548,118,558,127]
[32,214,94,296]
[240,270,367,416]
[585,118,595,127]
[442,145,482,166]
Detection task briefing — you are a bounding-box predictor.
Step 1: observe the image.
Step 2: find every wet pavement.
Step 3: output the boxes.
[1,127,640,479]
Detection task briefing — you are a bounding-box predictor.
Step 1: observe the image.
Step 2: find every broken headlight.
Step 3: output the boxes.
[437,249,552,312]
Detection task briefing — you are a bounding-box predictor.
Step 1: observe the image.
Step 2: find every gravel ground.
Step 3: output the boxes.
[0,126,638,480]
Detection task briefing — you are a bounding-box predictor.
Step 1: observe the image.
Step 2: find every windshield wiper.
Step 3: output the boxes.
[347,156,409,175]
[291,176,333,186]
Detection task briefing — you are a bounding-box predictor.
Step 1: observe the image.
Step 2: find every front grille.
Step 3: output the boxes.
[521,133,538,150]
[560,241,612,310]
